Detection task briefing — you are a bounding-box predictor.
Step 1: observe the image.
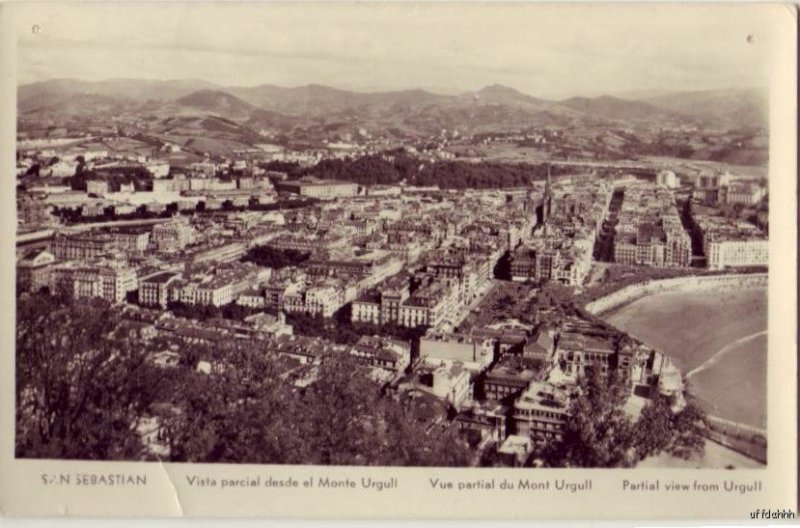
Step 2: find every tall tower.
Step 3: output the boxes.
[542,163,553,236]
[545,162,552,198]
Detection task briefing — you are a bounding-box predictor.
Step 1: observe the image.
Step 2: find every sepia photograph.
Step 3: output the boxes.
[10,1,780,478]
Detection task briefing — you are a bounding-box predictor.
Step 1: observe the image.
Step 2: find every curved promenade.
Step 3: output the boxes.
[584,272,768,463]
[584,273,767,316]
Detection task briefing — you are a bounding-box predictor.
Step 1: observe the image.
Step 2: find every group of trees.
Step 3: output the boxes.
[633,394,707,461]
[308,153,417,186]
[16,294,171,459]
[165,300,261,322]
[162,344,470,465]
[70,164,151,193]
[53,203,180,224]
[283,310,427,347]
[53,196,319,225]
[261,160,304,177]
[415,160,550,189]
[540,369,707,468]
[16,293,471,465]
[534,282,578,315]
[265,151,557,189]
[241,245,311,269]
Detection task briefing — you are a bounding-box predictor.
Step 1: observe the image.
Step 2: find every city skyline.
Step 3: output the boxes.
[11,0,776,477]
[16,3,775,99]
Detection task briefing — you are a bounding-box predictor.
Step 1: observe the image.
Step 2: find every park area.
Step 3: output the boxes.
[455,280,539,333]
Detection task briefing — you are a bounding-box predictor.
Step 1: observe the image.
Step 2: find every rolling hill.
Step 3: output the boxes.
[18,78,220,113]
[559,95,672,122]
[228,83,375,117]
[17,79,768,142]
[643,88,768,129]
[176,90,259,118]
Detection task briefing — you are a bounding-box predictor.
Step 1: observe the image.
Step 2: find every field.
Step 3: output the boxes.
[475,144,551,163]
[162,134,253,156]
[604,286,767,429]
[447,143,551,163]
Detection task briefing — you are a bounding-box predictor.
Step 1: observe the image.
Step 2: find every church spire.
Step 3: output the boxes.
[542,162,552,237]
[545,162,552,197]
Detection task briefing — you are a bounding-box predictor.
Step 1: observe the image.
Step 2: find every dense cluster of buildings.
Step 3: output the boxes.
[611,182,692,268]
[352,253,495,330]
[140,262,271,308]
[17,178,531,323]
[693,171,767,206]
[677,172,770,270]
[18,248,140,303]
[15,135,288,233]
[689,213,769,270]
[510,174,609,285]
[386,310,682,458]
[16,131,769,466]
[349,192,531,331]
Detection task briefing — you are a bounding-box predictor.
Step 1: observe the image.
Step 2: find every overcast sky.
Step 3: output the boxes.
[15,2,778,99]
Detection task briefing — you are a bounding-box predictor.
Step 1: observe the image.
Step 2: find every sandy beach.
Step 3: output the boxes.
[604,286,767,429]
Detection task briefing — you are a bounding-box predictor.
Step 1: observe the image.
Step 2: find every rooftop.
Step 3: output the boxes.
[143,271,180,284]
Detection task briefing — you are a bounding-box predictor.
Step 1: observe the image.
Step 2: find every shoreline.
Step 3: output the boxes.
[587,272,768,428]
[585,272,768,318]
[592,291,647,320]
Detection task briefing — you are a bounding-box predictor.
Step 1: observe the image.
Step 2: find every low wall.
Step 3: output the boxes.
[585,273,768,316]
[705,415,768,464]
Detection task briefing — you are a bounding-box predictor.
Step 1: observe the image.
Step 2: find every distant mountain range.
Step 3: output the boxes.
[559,95,670,122]
[18,78,768,138]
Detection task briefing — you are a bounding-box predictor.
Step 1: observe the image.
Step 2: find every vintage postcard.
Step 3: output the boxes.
[0,1,796,520]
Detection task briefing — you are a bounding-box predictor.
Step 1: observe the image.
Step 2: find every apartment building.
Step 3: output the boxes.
[691,213,769,270]
[275,177,359,199]
[140,272,181,308]
[150,217,196,251]
[17,249,56,292]
[512,381,570,444]
[51,262,137,303]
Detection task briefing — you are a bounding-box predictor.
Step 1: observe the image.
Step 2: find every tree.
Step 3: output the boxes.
[541,369,636,468]
[17,293,472,466]
[633,395,706,461]
[535,281,575,318]
[668,401,706,460]
[632,395,673,459]
[25,164,40,177]
[167,301,220,321]
[241,246,310,269]
[161,342,302,464]
[293,354,385,465]
[161,343,471,466]
[16,295,167,460]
